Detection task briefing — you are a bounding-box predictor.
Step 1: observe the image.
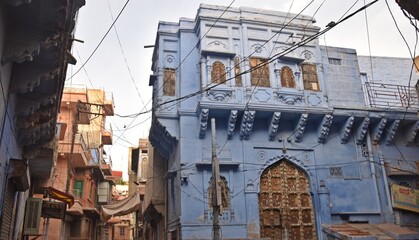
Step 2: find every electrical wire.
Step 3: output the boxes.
[66,0,131,81]
[110,0,237,150]
[106,0,146,106]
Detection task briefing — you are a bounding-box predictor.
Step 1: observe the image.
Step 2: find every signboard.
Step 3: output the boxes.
[391,184,419,213]
[41,200,66,219]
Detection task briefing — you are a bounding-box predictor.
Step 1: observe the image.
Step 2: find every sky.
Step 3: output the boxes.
[66,0,418,180]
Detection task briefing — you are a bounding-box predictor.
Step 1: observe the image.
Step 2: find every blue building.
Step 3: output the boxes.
[147,4,419,239]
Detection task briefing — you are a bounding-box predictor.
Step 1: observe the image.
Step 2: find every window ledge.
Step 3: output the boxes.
[201,49,236,58]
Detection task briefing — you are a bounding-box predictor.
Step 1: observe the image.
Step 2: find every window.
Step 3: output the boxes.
[301,63,320,91]
[234,57,242,87]
[208,176,230,210]
[249,58,270,87]
[280,66,296,88]
[119,226,125,236]
[141,157,148,179]
[74,180,84,198]
[211,61,226,84]
[163,68,176,96]
[328,58,342,65]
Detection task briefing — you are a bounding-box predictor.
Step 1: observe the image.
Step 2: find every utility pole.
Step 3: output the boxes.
[65,102,79,194]
[211,118,221,240]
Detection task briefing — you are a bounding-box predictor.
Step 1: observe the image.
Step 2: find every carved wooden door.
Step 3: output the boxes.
[259,161,316,240]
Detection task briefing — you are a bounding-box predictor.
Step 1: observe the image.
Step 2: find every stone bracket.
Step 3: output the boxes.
[318,114,333,143]
[294,113,308,143]
[199,109,209,139]
[268,112,281,141]
[240,110,256,140]
[340,116,354,144]
[406,120,419,145]
[372,118,387,145]
[227,110,238,139]
[355,117,370,145]
[385,120,400,146]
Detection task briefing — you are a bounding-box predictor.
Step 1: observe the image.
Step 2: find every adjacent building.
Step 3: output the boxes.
[0,0,84,239]
[128,138,150,239]
[148,4,419,239]
[22,86,116,239]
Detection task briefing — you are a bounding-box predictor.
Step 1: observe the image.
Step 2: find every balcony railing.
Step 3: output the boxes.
[364,82,418,109]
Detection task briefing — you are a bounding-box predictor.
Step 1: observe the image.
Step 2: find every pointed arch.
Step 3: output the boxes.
[208,176,230,210]
[258,159,316,240]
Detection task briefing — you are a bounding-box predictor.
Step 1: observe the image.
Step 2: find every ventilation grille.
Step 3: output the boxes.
[329,167,343,176]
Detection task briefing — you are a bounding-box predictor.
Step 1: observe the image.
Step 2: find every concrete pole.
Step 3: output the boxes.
[211,118,220,240]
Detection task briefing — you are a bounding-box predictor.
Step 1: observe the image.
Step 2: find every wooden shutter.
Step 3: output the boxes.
[250,58,270,87]
[301,63,320,91]
[163,68,176,96]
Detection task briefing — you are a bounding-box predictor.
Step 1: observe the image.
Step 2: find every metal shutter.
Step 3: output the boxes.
[0,180,16,240]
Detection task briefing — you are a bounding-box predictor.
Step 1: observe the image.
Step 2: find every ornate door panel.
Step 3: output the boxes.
[259,161,316,240]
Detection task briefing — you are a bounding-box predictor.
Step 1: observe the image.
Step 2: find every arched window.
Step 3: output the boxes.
[208,176,230,210]
[280,66,296,88]
[211,61,226,84]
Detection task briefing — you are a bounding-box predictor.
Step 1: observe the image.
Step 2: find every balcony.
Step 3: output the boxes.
[101,163,112,176]
[67,189,83,216]
[102,123,113,145]
[59,133,89,168]
[364,82,419,109]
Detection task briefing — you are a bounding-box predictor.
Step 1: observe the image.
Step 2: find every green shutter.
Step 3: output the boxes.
[23,198,42,235]
[75,180,84,197]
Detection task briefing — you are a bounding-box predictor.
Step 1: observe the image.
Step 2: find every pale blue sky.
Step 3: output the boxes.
[66,0,418,179]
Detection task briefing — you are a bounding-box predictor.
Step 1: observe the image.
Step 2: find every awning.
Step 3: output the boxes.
[47,187,74,208]
[322,223,419,239]
[101,191,141,221]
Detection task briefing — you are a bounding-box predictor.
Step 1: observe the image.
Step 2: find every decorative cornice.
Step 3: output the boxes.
[268,112,281,141]
[227,110,238,139]
[240,110,256,140]
[340,116,354,144]
[294,113,308,142]
[318,114,333,143]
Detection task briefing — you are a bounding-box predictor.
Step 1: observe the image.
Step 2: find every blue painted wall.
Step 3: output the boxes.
[149,4,419,239]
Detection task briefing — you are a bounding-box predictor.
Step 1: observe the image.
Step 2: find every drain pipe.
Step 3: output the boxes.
[365,132,388,221]
[378,151,394,222]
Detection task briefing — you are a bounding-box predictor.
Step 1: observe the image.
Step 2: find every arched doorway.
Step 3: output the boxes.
[259,160,316,239]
